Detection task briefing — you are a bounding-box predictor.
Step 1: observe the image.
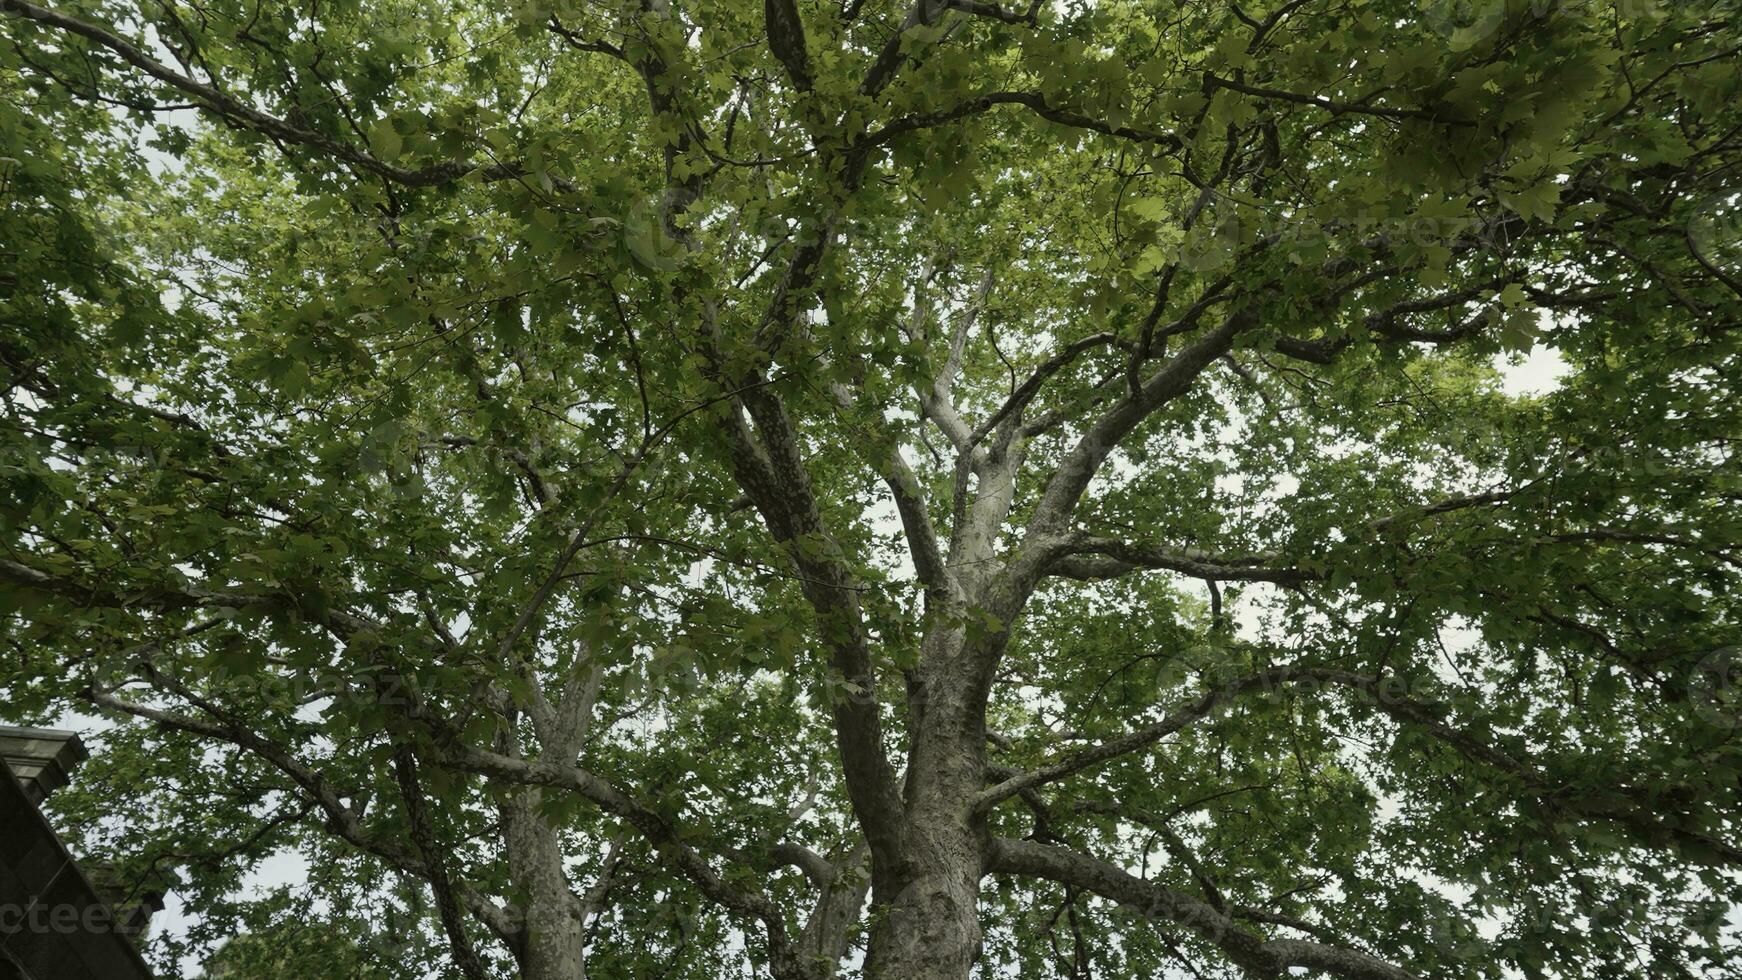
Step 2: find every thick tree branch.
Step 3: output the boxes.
[715,387,908,874]
[392,745,491,980]
[1025,305,1257,539]
[764,0,815,91]
[968,332,1121,447]
[885,448,958,597]
[1,0,534,187]
[1046,536,1309,584]
[986,837,1420,980]
[438,742,814,978]
[86,685,522,945]
[858,0,949,98]
[1203,72,1471,125]
[985,663,1742,868]
[974,665,1335,811]
[822,372,959,600]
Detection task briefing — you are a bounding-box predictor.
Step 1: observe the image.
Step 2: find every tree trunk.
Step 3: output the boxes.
[504,788,587,980]
[862,818,982,979]
[863,652,988,980]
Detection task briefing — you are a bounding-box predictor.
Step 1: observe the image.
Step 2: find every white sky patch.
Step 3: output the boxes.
[1492,342,1571,398]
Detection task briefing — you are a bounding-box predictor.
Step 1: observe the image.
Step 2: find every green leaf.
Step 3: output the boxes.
[369,117,402,162]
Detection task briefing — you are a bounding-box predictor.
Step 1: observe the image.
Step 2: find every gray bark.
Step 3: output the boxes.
[504,788,588,980]
[863,628,999,980]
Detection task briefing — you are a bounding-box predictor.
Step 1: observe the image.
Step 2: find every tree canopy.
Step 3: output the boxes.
[2,0,1739,976]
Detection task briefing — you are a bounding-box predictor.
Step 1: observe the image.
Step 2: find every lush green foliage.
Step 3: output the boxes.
[2,0,1739,976]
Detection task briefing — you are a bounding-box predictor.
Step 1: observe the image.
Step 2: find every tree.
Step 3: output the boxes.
[1,0,1738,976]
